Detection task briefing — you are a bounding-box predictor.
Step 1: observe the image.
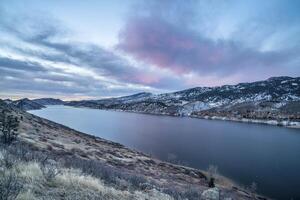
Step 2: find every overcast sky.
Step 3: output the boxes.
[0,0,299,100]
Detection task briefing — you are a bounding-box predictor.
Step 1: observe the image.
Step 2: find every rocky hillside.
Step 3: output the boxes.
[12,98,46,111]
[6,98,65,111]
[31,98,65,105]
[0,100,265,200]
[67,76,300,126]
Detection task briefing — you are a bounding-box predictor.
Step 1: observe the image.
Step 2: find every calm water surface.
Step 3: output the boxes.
[29,105,300,199]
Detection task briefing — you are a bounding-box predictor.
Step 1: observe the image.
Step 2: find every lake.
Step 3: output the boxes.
[29,105,300,199]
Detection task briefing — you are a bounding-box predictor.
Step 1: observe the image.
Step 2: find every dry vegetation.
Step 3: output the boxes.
[0,144,173,200]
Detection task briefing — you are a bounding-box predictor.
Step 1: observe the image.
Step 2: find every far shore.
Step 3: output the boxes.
[38,104,300,129]
[190,115,300,129]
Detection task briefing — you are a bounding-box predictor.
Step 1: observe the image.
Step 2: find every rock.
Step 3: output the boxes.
[201,187,219,200]
[140,182,154,191]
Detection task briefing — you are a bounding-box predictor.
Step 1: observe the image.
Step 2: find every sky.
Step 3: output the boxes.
[0,0,299,100]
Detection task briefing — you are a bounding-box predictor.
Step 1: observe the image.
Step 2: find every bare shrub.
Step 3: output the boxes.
[125,174,147,189]
[62,156,149,191]
[0,110,19,145]
[207,165,218,188]
[181,187,202,200]
[163,186,202,200]
[0,170,23,200]
[0,150,19,169]
[41,159,60,182]
[163,187,181,200]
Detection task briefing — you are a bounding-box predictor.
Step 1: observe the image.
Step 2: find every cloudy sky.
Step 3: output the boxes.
[0,0,299,100]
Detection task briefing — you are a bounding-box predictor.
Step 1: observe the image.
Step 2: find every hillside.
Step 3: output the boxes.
[66,76,300,127]
[0,100,266,200]
[12,98,46,111]
[31,98,65,106]
[8,98,65,111]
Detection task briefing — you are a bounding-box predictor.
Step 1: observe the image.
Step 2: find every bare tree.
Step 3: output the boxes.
[0,110,19,145]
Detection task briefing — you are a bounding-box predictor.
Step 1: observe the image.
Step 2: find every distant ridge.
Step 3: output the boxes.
[3,76,300,127]
[3,98,65,111]
[12,98,45,111]
[66,76,300,127]
[32,98,65,105]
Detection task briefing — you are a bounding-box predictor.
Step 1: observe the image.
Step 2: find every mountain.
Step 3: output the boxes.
[12,98,45,111]
[32,98,65,105]
[3,99,13,104]
[66,76,300,126]
[67,92,153,108]
[2,98,65,111]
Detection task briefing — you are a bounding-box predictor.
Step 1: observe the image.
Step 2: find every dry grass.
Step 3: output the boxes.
[0,149,174,200]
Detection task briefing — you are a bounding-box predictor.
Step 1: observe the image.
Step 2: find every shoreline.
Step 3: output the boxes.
[19,108,268,199]
[46,104,300,129]
[26,105,275,199]
[190,114,300,129]
[26,113,266,199]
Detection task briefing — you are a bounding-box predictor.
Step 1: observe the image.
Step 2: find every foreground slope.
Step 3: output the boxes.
[0,100,266,200]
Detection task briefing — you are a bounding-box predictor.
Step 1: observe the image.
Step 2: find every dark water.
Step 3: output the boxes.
[29,105,300,200]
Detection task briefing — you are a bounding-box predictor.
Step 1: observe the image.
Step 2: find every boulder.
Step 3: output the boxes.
[201,187,219,200]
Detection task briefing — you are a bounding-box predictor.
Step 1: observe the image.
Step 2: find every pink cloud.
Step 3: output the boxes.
[117,16,294,78]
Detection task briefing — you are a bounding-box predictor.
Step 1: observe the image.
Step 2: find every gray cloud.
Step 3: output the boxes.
[0,9,179,98]
[117,0,300,79]
[1,0,299,100]
[0,57,47,72]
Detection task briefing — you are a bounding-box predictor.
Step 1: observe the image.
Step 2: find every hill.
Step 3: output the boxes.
[66,76,300,127]
[5,98,65,111]
[31,98,65,105]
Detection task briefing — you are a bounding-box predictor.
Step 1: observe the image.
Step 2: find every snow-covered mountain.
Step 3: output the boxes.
[66,76,300,123]
[5,77,299,124]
